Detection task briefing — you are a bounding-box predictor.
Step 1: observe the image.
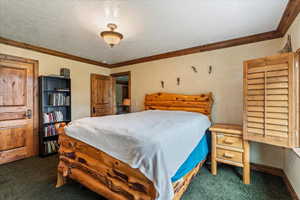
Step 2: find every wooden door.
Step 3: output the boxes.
[0,54,38,164]
[91,74,115,117]
[243,52,299,148]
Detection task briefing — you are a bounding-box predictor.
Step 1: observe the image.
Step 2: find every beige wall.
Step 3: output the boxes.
[0,43,110,120]
[111,38,287,167]
[282,13,300,198]
[2,17,299,176]
[284,150,300,197]
[281,14,300,51]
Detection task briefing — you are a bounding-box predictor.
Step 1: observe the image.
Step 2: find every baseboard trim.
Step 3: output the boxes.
[251,163,283,177]
[251,163,299,200]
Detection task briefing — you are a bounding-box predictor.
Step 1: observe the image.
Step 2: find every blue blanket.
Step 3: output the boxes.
[171,130,211,182]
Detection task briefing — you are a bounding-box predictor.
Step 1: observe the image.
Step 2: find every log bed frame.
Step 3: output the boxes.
[56,92,214,200]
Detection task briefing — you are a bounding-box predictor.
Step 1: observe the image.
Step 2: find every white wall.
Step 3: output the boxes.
[281,13,300,198]
[0,44,111,120]
[111,38,286,168]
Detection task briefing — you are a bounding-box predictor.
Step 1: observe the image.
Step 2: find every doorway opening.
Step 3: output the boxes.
[111,72,131,114]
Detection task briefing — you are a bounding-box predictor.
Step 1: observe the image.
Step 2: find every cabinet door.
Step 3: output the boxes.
[243,53,299,148]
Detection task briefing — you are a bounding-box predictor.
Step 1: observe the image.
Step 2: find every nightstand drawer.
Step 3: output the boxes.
[217,148,243,163]
[210,123,250,184]
[217,134,243,149]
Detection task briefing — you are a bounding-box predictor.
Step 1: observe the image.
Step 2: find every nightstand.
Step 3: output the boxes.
[209,123,250,184]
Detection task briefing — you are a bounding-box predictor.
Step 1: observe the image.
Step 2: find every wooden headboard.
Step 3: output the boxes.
[145,92,214,118]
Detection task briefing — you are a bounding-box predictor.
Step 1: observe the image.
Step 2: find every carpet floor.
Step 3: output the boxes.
[0,155,291,200]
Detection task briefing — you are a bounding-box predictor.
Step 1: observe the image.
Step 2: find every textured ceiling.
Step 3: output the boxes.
[0,0,288,64]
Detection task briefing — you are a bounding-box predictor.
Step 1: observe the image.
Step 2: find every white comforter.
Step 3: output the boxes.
[65,110,211,200]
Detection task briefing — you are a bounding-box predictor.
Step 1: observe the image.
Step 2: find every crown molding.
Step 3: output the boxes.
[1,0,300,69]
[109,31,281,68]
[277,0,300,37]
[0,37,109,67]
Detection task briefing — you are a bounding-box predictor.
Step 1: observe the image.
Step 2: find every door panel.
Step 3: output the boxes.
[91,74,115,117]
[0,111,26,121]
[0,66,27,106]
[0,55,37,164]
[0,126,27,151]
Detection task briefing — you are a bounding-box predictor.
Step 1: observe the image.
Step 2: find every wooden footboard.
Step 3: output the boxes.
[56,128,206,200]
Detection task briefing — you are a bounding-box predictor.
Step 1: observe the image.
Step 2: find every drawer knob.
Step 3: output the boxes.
[224,139,234,144]
[223,153,234,158]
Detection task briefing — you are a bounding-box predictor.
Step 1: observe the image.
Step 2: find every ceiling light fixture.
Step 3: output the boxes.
[100,23,123,48]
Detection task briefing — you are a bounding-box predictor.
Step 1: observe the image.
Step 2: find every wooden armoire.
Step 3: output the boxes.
[243,52,299,148]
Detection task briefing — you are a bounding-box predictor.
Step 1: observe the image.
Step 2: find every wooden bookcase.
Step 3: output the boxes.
[39,76,71,157]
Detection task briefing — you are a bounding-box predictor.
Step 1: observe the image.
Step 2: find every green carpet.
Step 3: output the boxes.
[0,155,291,200]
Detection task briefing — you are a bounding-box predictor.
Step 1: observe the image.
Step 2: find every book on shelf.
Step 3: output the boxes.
[44,140,59,154]
[43,122,66,137]
[43,111,64,124]
[50,141,56,151]
[49,93,70,106]
[44,125,56,137]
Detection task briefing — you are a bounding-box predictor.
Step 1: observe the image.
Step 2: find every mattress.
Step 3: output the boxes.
[65,110,211,200]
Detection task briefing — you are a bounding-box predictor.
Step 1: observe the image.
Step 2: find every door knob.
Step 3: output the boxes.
[25,109,32,119]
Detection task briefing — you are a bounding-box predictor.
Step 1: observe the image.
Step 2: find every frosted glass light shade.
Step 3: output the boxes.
[100,24,123,47]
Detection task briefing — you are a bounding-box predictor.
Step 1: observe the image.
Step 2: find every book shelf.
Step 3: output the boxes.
[39,76,71,157]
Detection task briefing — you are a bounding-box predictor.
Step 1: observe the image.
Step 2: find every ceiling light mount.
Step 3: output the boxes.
[100,23,123,48]
[107,23,117,31]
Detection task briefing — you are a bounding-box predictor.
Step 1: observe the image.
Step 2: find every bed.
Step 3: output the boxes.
[56,92,213,200]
